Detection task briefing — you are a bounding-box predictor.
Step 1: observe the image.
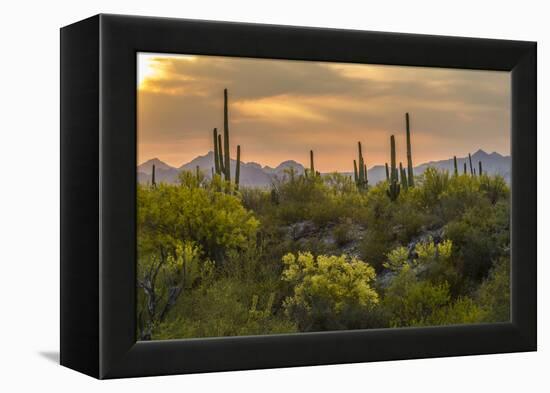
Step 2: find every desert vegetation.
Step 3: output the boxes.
[137,89,510,340]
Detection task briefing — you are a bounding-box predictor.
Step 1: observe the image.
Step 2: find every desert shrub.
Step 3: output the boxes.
[359,229,394,272]
[240,187,271,214]
[479,174,509,205]
[392,199,428,243]
[477,257,510,322]
[137,182,259,262]
[358,185,396,270]
[383,246,409,271]
[153,278,297,339]
[333,218,354,246]
[324,172,357,195]
[415,297,484,326]
[439,174,483,221]
[382,264,450,327]
[281,252,379,331]
[418,167,451,208]
[137,240,215,339]
[414,237,461,291]
[445,201,509,283]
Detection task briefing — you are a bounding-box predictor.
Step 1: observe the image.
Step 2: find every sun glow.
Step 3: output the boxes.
[138,53,197,89]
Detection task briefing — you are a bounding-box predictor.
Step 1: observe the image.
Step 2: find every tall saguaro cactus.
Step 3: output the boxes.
[463,162,467,175]
[211,88,242,191]
[468,153,473,175]
[478,161,483,176]
[453,156,458,176]
[223,88,231,182]
[354,141,368,190]
[310,150,315,176]
[213,128,220,175]
[235,145,241,189]
[405,113,414,186]
[151,164,156,187]
[386,135,400,201]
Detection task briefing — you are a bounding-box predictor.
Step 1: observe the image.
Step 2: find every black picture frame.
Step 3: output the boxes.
[60,14,537,379]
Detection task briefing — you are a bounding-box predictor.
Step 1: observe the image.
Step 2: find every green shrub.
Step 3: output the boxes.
[281,252,379,331]
[137,181,259,262]
[445,201,509,283]
[477,257,510,322]
[415,297,484,326]
[153,278,297,339]
[382,264,450,327]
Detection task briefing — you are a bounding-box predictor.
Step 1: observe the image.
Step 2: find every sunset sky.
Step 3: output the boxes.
[137,53,510,172]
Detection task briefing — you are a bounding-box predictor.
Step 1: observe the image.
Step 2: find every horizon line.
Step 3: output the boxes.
[137,148,510,171]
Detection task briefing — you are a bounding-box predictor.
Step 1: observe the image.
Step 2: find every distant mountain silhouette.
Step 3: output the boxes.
[137,149,510,187]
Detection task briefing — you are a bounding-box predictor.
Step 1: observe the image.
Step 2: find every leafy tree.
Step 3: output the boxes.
[281,252,379,331]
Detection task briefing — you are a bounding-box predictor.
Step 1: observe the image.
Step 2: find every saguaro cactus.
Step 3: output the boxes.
[235,145,241,189]
[217,134,225,176]
[223,88,231,182]
[463,162,467,175]
[310,150,315,177]
[212,88,242,188]
[385,163,390,181]
[468,153,473,175]
[478,161,483,176]
[386,135,400,201]
[453,156,458,176]
[213,128,220,175]
[400,162,408,191]
[405,113,414,186]
[151,164,156,187]
[354,142,368,190]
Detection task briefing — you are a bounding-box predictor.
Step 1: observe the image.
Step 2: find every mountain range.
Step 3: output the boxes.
[137,149,511,187]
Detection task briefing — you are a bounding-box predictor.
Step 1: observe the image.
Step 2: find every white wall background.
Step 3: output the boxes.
[0,0,546,390]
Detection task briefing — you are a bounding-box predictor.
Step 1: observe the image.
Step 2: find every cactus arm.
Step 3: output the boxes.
[406,113,414,186]
[353,160,358,182]
[358,142,364,184]
[213,128,220,174]
[223,88,231,182]
[385,163,389,181]
[386,135,401,201]
[217,134,225,176]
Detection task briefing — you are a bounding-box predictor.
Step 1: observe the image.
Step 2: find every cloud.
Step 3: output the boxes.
[138,53,510,171]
